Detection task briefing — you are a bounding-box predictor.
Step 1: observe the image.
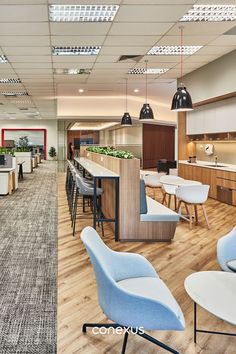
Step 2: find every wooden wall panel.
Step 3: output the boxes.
[142,124,175,169]
[67,130,99,158]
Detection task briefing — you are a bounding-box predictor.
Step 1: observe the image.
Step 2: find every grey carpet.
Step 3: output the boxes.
[0,161,57,353]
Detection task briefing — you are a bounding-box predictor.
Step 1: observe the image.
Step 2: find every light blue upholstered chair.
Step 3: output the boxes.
[217,226,236,272]
[81,226,185,354]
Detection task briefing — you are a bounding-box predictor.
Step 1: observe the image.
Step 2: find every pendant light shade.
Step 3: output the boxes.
[139,60,154,121]
[121,78,132,126]
[121,112,132,126]
[171,26,193,112]
[139,103,154,120]
[171,85,193,112]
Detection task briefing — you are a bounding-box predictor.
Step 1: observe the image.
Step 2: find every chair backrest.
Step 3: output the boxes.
[160,175,184,184]
[217,226,236,271]
[140,179,148,214]
[143,172,165,187]
[80,227,119,311]
[176,184,210,204]
[76,174,93,194]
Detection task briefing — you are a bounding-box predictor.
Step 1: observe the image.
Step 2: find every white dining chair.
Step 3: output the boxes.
[175,184,210,229]
[160,175,184,210]
[143,172,166,200]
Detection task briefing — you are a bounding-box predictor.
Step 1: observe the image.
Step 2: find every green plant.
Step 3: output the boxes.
[86,146,134,159]
[0,147,15,156]
[49,146,56,158]
[15,146,31,152]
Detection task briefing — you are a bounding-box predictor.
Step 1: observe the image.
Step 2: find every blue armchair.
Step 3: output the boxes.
[81,226,185,354]
[217,226,236,271]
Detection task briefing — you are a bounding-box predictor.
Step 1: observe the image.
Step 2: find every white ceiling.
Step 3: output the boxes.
[0,0,235,120]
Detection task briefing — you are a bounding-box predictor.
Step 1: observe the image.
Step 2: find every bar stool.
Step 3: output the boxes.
[72,174,104,237]
[160,175,184,210]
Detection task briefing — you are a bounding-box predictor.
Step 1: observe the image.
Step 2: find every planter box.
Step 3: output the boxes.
[15,152,32,173]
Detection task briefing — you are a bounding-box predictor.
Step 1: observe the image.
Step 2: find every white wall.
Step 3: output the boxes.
[0,119,58,159]
[183,50,236,103]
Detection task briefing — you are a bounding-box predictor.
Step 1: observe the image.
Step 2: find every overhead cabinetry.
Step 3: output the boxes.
[186,97,236,137]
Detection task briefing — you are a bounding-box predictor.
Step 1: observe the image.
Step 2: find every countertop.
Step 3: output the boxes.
[179,160,236,173]
[0,167,15,172]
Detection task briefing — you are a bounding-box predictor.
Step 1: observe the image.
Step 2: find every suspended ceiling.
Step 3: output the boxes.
[0,0,235,121]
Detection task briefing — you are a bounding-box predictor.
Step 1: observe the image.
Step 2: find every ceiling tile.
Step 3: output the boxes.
[104,35,160,46]
[115,5,192,22]
[0,36,50,46]
[0,23,49,35]
[3,47,51,55]
[8,56,51,62]
[51,36,106,46]
[50,23,111,36]
[0,5,48,22]
[156,35,218,46]
[109,22,174,36]
[12,62,52,69]
[52,56,96,63]
[208,35,236,46]
[167,22,236,36]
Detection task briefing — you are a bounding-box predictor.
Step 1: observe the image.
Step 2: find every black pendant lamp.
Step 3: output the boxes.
[171,26,193,112]
[139,60,154,120]
[121,78,132,126]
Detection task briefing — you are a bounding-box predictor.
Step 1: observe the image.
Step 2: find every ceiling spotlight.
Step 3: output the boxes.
[78,89,84,93]
[134,89,139,93]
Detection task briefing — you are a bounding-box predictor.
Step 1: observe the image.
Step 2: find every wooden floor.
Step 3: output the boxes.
[58,173,236,354]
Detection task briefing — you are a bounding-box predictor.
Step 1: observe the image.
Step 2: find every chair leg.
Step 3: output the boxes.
[162,192,166,205]
[121,331,129,354]
[174,195,177,211]
[194,205,198,225]
[189,204,194,230]
[177,200,182,213]
[168,194,171,208]
[72,189,78,236]
[201,204,210,229]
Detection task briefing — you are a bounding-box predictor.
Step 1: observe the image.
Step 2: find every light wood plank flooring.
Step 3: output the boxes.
[58,173,236,354]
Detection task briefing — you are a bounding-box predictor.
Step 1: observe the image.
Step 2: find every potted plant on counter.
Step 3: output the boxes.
[49,147,57,160]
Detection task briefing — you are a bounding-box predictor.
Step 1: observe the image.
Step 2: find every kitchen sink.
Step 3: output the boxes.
[205,164,226,168]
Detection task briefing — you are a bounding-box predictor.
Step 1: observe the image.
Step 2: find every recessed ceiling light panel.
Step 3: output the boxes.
[0,55,8,63]
[147,46,202,56]
[180,5,236,22]
[0,78,21,83]
[1,91,29,96]
[52,46,101,56]
[128,68,169,74]
[49,4,119,22]
[53,68,91,75]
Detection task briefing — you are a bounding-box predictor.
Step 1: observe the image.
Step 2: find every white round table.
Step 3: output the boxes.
[160,177,202,187]
[185,271,236,343]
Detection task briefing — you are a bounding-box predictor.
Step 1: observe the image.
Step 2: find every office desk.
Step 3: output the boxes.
[74,157,120,241]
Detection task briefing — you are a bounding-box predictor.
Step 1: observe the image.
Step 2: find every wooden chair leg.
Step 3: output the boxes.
[201,204,210,229]
[162,192,166,205]
[177,200,182,214]
[167,194,171,208]
[174,195,177,211]
[184,203,189,216]
[189,204,194,230]
[194,205,198,225]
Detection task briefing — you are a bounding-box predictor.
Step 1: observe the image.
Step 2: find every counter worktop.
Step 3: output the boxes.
[179,160,236,173]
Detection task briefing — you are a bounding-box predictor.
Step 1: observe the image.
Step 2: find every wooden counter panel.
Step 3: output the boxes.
[216,177,236,190]
[216,170,236,181]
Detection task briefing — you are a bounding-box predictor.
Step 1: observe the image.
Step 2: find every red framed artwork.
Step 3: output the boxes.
[1,128,47,159]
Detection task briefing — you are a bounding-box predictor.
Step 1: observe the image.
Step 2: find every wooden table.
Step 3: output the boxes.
[74,157,120,241]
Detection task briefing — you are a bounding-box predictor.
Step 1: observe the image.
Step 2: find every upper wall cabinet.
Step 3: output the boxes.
[186,98,236,135]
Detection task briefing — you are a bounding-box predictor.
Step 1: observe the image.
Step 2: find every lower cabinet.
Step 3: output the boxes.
[178,164,217,199]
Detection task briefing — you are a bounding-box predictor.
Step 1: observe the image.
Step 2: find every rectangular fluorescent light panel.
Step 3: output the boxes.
[0,78,21,83]
[0,55,8,63]
[128,68,169,74]
[53,68,91,75]
[1,91,29,96]
[147,46,202,56]
[49,4,119,22]
[52,46,101,56]
[180,5,236,22]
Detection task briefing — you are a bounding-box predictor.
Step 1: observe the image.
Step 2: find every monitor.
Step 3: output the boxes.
[0,154,5,166]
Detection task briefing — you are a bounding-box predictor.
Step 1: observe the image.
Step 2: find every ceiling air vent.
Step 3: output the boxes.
[118,55,143,63]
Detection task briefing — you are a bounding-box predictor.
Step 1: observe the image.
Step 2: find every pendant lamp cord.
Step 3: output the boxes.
[125,78,128,112]
[145,60,148,103]
[179,26,184,84]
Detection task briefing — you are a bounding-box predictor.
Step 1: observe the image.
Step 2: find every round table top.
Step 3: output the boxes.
[226,259,236,272]
[160,177,202,187]
[185,271,236,326]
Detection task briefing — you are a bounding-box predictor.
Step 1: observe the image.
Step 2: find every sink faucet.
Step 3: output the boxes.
[214,155,218,167]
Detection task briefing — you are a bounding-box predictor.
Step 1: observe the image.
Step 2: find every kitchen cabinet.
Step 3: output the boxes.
[178,163,236,205]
